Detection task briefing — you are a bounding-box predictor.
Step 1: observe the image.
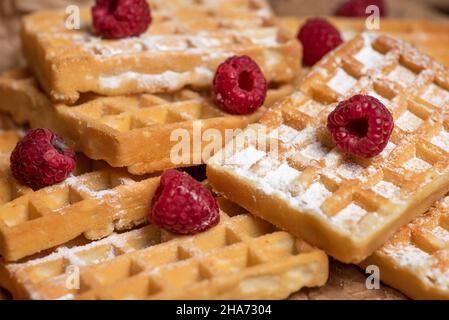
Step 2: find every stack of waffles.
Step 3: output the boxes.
[1,0,449,301]
[208,30,449,299]
[0,0,336,300]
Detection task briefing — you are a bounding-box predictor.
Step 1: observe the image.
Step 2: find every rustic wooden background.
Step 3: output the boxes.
[1,0,447,300]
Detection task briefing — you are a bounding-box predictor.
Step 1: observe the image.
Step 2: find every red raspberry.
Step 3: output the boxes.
[335,0,387,17]
[92,0,152,39]
[327,95,394,158]
[297,18,343,66]
[149,170,220,235]
[10,129,76,190]
[213,55,268,115]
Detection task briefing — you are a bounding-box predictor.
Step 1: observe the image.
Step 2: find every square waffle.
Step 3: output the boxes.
[207,33,449,263]
[361,196,449,300]
[281,17,449,67]
[22,0,301,104]
[0,197,328,300]
[0,125,161,261]
[0,69,293,175]
[0,162,161,262]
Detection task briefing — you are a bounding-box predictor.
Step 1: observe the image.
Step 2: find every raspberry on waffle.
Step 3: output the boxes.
[281,17,449,67]
[361,196,449,299]
[22,0,301,104]
[0,128,161,261]
[0,69,293,175]
[207,33,449,263]
[0,197,328,300]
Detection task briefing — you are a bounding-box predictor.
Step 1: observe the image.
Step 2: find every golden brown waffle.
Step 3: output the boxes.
[0,69,293,175]
[207,33,449,263]
[0,166,161,262]
[0,197,328,300]
[361,196,449,300]
[281,17,449,67]
[0,139,161,261]
[22,0,301,104]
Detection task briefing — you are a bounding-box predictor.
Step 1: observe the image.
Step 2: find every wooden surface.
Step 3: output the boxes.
[290,260,406,300]
[0,288,10,300]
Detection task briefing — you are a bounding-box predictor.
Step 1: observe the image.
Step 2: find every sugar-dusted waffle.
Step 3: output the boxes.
[281,17,449,67]
[0,144,161,261]
[0,166,160,262]
[0,197,328,300]
[361,196,449,300]
[207,33,449,263]
[22,0,301,104]
[0,69,293,175]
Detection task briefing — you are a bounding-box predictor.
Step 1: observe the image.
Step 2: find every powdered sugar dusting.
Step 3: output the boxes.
[289,126,315,146]
[372,181,401,199]
[396,111,423,132]
[387,65,417,86]
[263,164,300,190]
[403,157,432,172]
[367,91,390,106]
[383,244,430,268]
[431,129,449,153]
[380,141,396,158]
[99,67,213,91]
[382,243,449,289]
[337,163,365,181]
[300,142,328,161]
[300,101,324,117]
[422,83,449,107]
[354,43,385,72]
[64,175,119,200]
[332,203,367,227]
[225,146,266,168]
[432,226,449,242]
[297,182,331,214]
[327,69,357,95]
[272,125,301,144]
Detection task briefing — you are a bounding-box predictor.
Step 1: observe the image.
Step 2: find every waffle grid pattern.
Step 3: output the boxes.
[0,69,293,175]
[281,17,449,67]
[21,0,301,103]
[362,196,449,299]
[0,143,160,261]
[0,198,328,300]
[208,33,449,263]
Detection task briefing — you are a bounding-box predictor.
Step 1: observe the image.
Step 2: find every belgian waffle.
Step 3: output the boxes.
[361,196,449,300]
[22,0,301,104]
[281,17,449,67]
[0,127,161,261]
[0,197,328,300]
[207,33,449,263]
[0,69,293,175]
